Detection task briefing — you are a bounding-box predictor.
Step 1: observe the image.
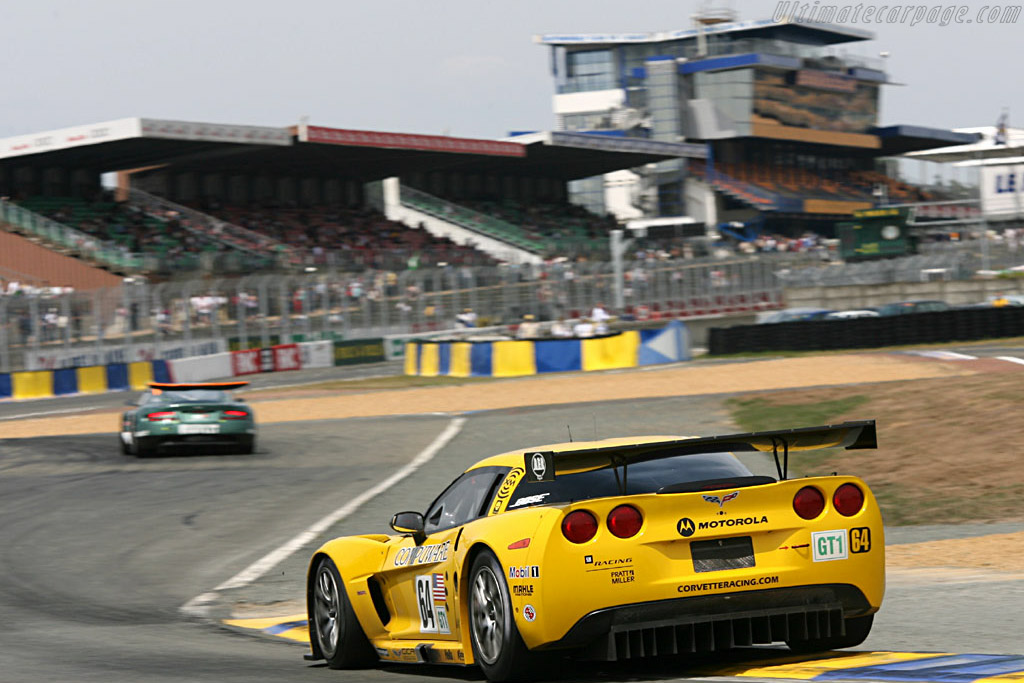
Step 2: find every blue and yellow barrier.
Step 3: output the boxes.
[0,360,170,400]
[405,322,690,378]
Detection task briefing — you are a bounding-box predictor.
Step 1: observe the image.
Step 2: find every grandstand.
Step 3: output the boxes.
[536,12,979,240]
[0,119,698,285]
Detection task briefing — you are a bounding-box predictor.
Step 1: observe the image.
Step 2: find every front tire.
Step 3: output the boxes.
[309,556,375,669]
[787,614,874,653]
[468,550,536,682]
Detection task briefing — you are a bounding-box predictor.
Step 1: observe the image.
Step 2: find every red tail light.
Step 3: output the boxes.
[607,505,643,538]
[561,510,598,544]
[146,411,176,422]
[793,486,825,520]
[833,483,865,516]
[223,410,249,420]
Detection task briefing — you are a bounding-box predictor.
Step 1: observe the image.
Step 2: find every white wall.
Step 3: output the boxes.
[552,89,624,116]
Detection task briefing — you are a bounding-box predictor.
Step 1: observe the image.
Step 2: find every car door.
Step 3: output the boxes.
[380,467,507,642]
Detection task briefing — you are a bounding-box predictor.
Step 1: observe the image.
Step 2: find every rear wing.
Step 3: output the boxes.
[148,382,250,391]
[523,420,876,483]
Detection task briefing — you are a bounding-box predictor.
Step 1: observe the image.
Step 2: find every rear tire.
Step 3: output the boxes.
[787,614,874,653]
[309,556,376,669]
[468,550,537,682]
[236,436,255,455]
[133,438,157,458]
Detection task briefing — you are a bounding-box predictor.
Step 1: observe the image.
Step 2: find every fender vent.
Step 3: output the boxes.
[367,577,390,626]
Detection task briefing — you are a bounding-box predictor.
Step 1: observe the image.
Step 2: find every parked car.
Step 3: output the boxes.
[756,307,834,324]
[872,300,949,316]
[825,310,880,320]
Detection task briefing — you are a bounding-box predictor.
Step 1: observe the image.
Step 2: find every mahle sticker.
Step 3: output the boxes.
[811,530,848,562]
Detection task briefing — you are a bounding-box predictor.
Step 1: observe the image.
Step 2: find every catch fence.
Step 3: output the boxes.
[0,257,784,372]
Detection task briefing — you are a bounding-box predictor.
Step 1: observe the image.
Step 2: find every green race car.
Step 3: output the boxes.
[119,382,256,457]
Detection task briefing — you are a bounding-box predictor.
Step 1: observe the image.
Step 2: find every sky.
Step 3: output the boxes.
[2,0,1022,140]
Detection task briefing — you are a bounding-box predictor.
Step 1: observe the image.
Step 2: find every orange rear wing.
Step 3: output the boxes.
[148,381,250,391]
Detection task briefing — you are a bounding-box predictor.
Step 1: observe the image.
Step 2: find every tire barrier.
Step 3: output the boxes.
[0,340,340,400]
[405,321,690,377]
[0,360,171,400]
[708,307,1024,356]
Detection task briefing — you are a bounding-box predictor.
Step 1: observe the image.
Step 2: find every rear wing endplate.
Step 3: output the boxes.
[523,420,876,483]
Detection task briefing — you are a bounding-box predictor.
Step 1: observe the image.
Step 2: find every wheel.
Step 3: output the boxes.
[787,614,874,653]
[468,550,537,682]
[132,438,157,458]
[236,436,255,455]
[309,556,375,669]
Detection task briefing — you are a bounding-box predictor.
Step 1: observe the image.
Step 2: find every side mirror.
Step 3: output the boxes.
[391,511,426,545]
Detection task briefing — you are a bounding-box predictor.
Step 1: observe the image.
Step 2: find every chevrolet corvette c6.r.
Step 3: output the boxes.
[119,382,255,456]
[306,420,883,681]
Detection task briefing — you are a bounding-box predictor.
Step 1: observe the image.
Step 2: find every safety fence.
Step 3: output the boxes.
[708,306,1024,355]
[0,259,784,373]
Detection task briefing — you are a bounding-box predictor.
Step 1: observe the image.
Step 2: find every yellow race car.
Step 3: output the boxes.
[306,420,883,681]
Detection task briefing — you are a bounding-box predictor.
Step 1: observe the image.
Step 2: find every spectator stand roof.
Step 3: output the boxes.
[871,125,980,157]
[0,117,701,185]
[536,18,872,47]
[904,125,1024,165]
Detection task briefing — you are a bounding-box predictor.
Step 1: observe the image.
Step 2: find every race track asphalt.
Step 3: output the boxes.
[1,361,1022,682]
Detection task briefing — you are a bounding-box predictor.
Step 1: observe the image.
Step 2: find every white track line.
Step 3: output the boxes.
[0,406,111,421]
[181,416,466,616]
[996,356,1024,366]
[909,350,978,360]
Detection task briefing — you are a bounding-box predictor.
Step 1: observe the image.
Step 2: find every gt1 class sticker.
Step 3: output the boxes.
[512,584,534,596]
[850,526,872,553]
[522,604,537,622]
[490,468,524,515]
[702,491,739,507]
[415,573,451,634]
[394,541,451,567]
[509,493,549,509]
[522,452,554,483]
[811,530,848,562]
[509,565,540,579]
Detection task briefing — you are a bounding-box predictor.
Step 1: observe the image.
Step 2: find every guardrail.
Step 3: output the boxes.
[708,306,1024,355]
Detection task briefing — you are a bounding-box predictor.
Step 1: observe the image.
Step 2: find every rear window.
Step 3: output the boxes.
[150,389,230,403]
[505,452,753,509]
